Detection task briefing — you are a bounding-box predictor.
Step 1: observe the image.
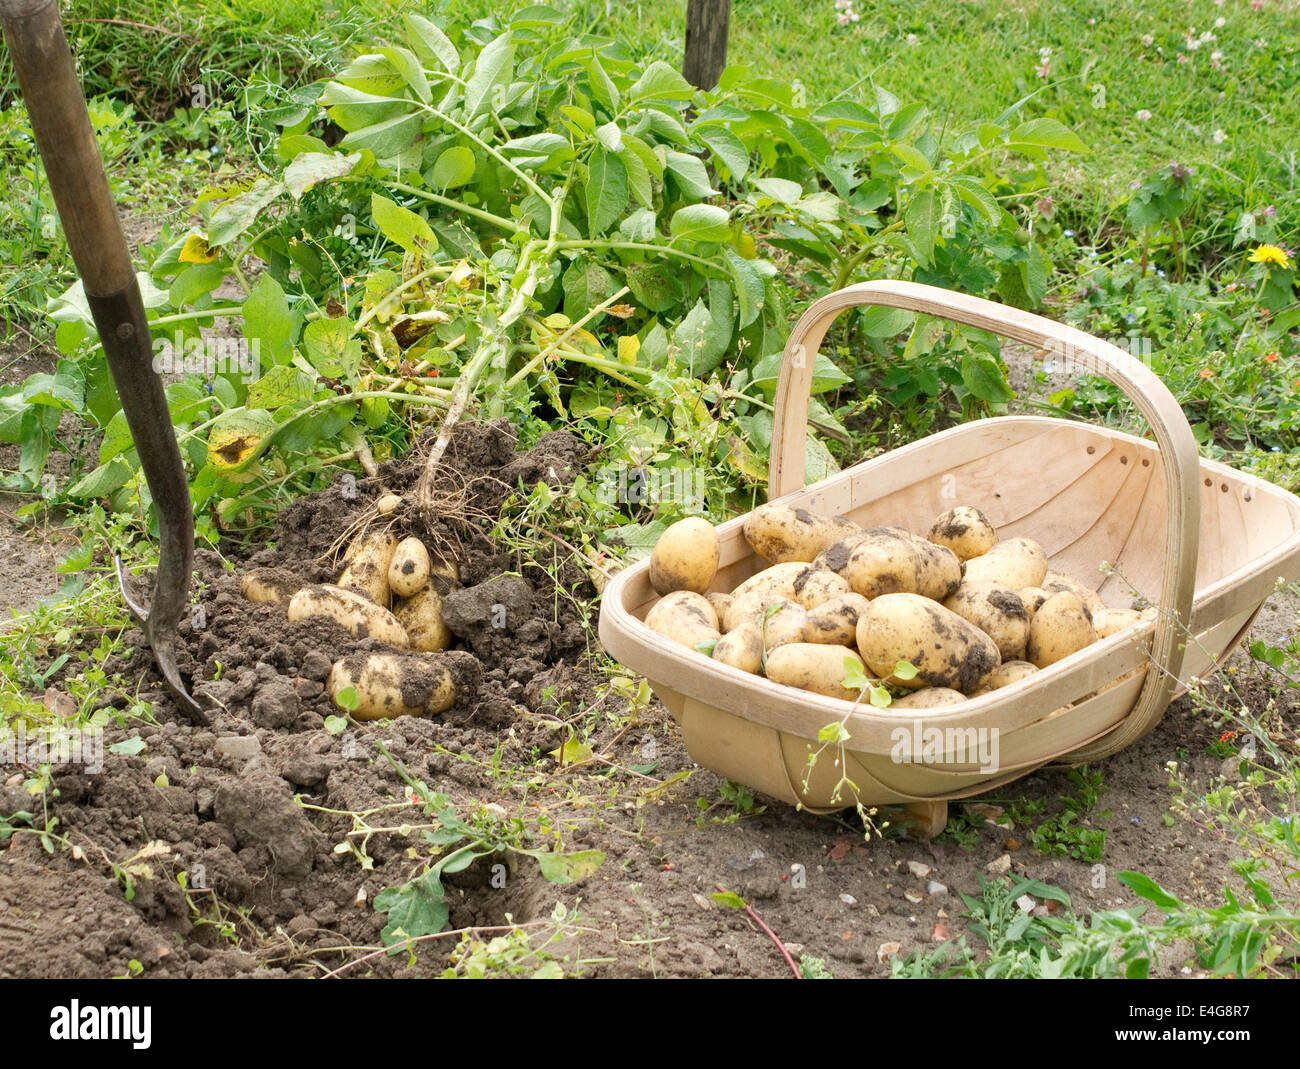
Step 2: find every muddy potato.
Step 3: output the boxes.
[943,581,1031,661]
[706,591,734,623]
[927,505,997,562]
[962,536,1048,591]
[288,584,409,647]
[765,643,872,700]
[649,516,719,595]
[856,593,1001,693]
[742,503,860,565]
[1026,591,1097,668]
[803,592,871,646]
[375,493,403,515]
[724,562,809,631]
[427,557,460,596]
[393,586,452,652]
[388,537,431,599]
[339,528,398,606]
[891,687,967,709]
[811,531,872,578]
[793,567,851,610]
[971,660,1038,696]
[1042,570,1105,617]
[644,590,720,651]
[1017,586,1051,617]
[911,538,963,602]
[758,601,808,651]
[328,651,456,720]
[712,622,764,674]
[843,529,923,599]
[240,567,300,604]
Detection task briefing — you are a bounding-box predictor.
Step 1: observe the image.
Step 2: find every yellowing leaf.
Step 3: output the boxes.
[207,409,277,473]
[617,336,641,365]
[179,234,219,263]
[548,738,594,764]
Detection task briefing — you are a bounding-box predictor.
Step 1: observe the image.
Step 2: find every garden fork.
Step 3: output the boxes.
[2,0,208,723]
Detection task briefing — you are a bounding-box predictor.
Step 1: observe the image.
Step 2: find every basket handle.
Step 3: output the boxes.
[770,280,1202,752]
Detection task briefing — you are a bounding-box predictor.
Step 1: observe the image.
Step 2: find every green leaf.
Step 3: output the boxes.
[562,260,615,322]
[323,714,349,735]
[695,125,749,180]
[66,458,132,500]
[377,46,430,103]
[247,366,317,409]
[669,203,731,244]
[374,870,450,947]
[750,176,804,205]
[464,31,515,119]
[624,262,681,313]
[1007,118,1088,153]
[710,891,747,909]
[725,247,765,329]
[534,849,606,884]
[891,141,932,174]
[241,273,293,366]
[585,57,619,112]
[673,298,730,377]
[371,193,437,254]
[109,735,146,756]
[1117,871,1185,912]
[960,353,1014,403]
[619,143,653,208]
[340,110,422,159]
[404,13,459,74]
[892,659,920,681]
[585,148,628,236]
[431,145,476,190]
[663,149,718,199]
[207,179,285,248]
[629,60,695,102]
[905,189,939,268]
[947,174,1003,226]
[168,262,226,309]
[302,318,362,379]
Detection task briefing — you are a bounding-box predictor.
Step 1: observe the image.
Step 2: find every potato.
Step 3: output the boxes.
[645,591,720,651]
[912,539,963,602]
[811,531,872,578]
[743,503,859,565]
[706,591,734,623]
[428,557,460,596]
[803,592,871,646]
[891,687,967,709]
[1093,607,1145,639]
[927,505,996,562]
[856,593,1001,693]
[1042,570,1106,618]
[765,643,872,700]
[759,601,807,651]
[943,581,1031,661]
[339,528,398,606]
[712,622,763,674]
[971,660,1038,696]
[394,586,452,652]
[843,529,923,599]
[288,584,409,648]
[240,568,300,605]
[388,537,431,599]
[1017,586,1051,617]
[725,562,809,631]
[375,493,403,515]
[327,651,456,720]
[1026,591,1097,668]
[962,536,1048,590]
[650,516,719,595]
[792,567,851,610]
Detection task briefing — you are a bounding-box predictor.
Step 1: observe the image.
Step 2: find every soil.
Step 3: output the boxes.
[2,407,1296,979]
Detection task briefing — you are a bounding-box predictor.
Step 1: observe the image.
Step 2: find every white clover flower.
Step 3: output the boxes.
[1215,16,1226,28]
[906,33,919,44]
[1213,129,1226,143]
[1136,109,1153,121]
[1141,33,1154,47]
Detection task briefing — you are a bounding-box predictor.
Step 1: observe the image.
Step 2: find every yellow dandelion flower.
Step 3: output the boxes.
[1248,244,1293,269]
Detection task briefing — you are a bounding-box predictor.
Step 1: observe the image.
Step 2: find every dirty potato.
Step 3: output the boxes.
[927,505,996,561]
[288,584,409,647]
[649,516,720,595]
[725,562,810,631]
[765,643,871,700]
[339,528,398,606]
[970,660,1038,695]
[712,622,764,674]
[388,537,431,599]
[393,585,452,652]
[962,536,1048,591]
[856,593,1001,693]
[943,581,1031,661]
[240,567,300,605]
[644,590,720,651]
[327,651,456,719]
[843,528,924,599]
[742,503,859,565]
[1017,586,1051,618]
[891,687,968,709]
[1025,591,1097,668]
[792,567,851,610]
[1042,569,1105,617]
[911,538,963,602]
[756,600,807,651]
[802,592,871,646]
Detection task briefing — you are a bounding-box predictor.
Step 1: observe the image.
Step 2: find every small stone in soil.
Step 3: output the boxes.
[906,860,931,879]
[927,880,948,896]
[1016,894,1036,913]
[214,736,262,760]
[985,853,1012,875]
[876,941,901,963]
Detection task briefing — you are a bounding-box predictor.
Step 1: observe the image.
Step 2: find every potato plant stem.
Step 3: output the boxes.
[504,285,631,390]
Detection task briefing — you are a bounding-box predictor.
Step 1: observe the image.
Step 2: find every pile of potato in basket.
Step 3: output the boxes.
[644,504,1154,708]
[240,493,460,721]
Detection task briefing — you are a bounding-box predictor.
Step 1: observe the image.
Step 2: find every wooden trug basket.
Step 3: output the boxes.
[598,282,1300,836]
